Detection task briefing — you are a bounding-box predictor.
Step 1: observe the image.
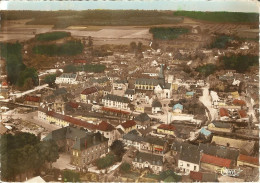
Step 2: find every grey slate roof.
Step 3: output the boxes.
[142,135,165,146]
[43,126,108,151]
[134,151,163,166]
[135,78,164,86]
[134,113,151,123]
[198,143,239,161]
[103,94,130,103]
[123,133,143,142]
[125,89,135,95]
[114,79,128,84]
[179,144,200,164]
[211,121,232,128]
[152,100,162,107]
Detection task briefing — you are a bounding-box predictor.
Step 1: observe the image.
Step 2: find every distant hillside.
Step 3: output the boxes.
[1,10,183,28]
[173,11,259,23]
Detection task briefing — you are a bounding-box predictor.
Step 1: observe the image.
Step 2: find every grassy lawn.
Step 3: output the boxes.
[144,173,160,180]
[173,11,259,23]
[149,27,189,40]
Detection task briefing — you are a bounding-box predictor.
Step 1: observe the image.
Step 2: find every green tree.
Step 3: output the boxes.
[159,170,181,182]
[96,154,115,169]
[119,162,131,173]
[44,74,56,87]
[137,42,143,52]
[16,67,39,88]
[63,170,80,182]
[38,140,59,168]
[110,140,125,158]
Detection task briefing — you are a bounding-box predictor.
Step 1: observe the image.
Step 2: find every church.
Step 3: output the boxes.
[134,64,172,99]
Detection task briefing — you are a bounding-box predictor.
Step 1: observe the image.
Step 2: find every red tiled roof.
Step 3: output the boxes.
[73,59,87,64]
[121,120,136,129]
[190,171,203,181]
[46,111,96,130]
[238,110,247,118]
[219,108,229,117]
[2,81,8,86]
[238,154,259,166]
[158,124,175,131]
[68,102,79,108]
[25,96,41,102]
[233,99,246,106]
[97,121,115,132]
[81,87,98,95]
[201,154,231,168]
[102,107,130,115]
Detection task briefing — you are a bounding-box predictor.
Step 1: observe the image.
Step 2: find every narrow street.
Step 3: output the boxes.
[199,85,218,124]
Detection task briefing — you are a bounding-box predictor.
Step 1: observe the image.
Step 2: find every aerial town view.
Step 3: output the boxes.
[0,4,259,183]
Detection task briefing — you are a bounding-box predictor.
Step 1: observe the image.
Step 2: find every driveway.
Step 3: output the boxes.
[53,153,76,170]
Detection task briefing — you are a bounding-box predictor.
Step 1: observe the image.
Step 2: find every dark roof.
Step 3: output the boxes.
[152,100,162,107]
[123,132,143,142]
[73,132,108,150]
[199,143,239,161]
[179,144,200,164]
[46,111,96,130]
[117,128,124,135]
[103,94,130,103]
[97,121,115,132]
[135,78,163,86]
[211,121,231,128]
[134,113,150,123]
[201,153,231,168]
[81,87,98,95]
[25,96,41,102]
[133,151,163,166]
[125,89,135,95]
[121,120,136,129]
[142,135,165,146]
[114,79,128,84]
[53,88,67,96]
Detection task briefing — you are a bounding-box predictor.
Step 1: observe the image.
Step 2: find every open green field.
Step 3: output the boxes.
[173,11,259,23]
[35,31,71,41]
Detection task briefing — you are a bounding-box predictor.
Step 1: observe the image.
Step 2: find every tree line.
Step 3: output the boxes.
[1,132,59,181]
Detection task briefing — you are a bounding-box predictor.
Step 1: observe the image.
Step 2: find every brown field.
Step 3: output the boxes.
[0,18,255,45]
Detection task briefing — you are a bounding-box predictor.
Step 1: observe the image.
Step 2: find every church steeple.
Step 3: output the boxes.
[158,64,164,80]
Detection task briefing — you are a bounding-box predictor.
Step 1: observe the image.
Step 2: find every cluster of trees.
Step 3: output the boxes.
[33,40,83,56]
[149,27,189,40]
[195,64,217,77]
[173,11,259,23]
[1,133,59,181]
[96,154,115,169]
[63,170,80,182]
[63,64,106,73]
[0,42,38,89]
[92,49,113,57]
[209,35,235,49]
[36,31,71,41]
[220,54,258,73]
[44,74,56,87]
[119,162,131,174]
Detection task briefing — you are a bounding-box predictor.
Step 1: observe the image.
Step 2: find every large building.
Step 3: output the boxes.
[102,94,130,110]
[55,73,78,85]
[134,64,172,99]
[44,127,109,170]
